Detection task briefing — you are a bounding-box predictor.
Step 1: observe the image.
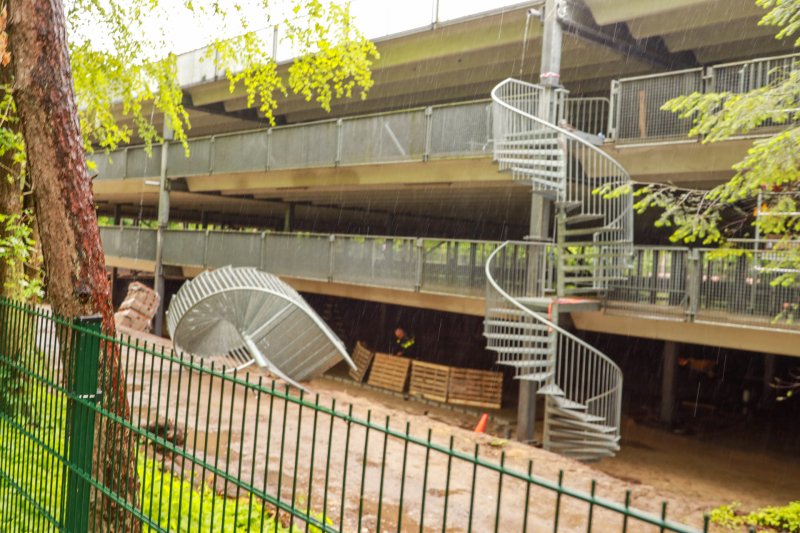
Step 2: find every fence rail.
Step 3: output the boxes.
[0,299,709,532]
[88,101,494,182]
[101,226,800,333]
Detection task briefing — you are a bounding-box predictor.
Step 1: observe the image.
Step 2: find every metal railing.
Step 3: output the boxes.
[100,226,519,300]
[492,78,634,295]
[101,226,800,333]
[88,100,494,181]
[0,299,709,532]
[485,242,623,460]
[611,52,800,146]
[564,97,611,138]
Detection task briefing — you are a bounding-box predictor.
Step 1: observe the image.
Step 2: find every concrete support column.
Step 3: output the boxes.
[200,210,210,229]
[153,123,173,336]
[283,203,295,232]
[661,341,679,424]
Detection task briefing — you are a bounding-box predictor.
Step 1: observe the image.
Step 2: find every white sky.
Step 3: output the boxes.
[159,0,529,59]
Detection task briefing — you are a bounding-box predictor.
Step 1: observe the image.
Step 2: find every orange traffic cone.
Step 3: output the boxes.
[474,413,488,433]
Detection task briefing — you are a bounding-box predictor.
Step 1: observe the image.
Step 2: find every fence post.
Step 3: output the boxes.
[266,129,272,171]
[335,119,343,167]
[328,234,336,281]
[415,238,424,292]
[687,248,700,321]
[63,315,103,533]
[209,135,216,174]
[424,107,433,162]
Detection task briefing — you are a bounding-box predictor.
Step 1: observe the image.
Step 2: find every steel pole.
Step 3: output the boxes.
[153,122,173,336]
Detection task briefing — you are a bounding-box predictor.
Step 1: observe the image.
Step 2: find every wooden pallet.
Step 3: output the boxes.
[447,368,503,410]
[409,361,450,403]
[349,341,376,383]
[367,353,411,393]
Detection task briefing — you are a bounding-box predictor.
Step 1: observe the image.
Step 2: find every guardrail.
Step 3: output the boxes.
[610,52,800,146]
[100,226,550,300]
[88,100,494,181]
[101,226,800,332]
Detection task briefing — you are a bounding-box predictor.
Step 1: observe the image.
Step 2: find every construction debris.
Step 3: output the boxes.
[114,281,160,333]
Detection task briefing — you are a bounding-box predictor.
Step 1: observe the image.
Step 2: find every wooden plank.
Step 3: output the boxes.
[409,361,450,403]
[349,341,375,383]
[448,368,503,410]
[367,353,411,393]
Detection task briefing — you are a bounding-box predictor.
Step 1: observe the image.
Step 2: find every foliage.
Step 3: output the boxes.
[623,0,800,249]
[0,0,378,298]
[0,382,332,532]
[711,501,800,532]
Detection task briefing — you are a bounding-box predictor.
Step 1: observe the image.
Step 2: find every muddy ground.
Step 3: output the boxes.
[109,329,800,533]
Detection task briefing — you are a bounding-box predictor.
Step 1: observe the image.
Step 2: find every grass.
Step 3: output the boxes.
[0,386,331,532]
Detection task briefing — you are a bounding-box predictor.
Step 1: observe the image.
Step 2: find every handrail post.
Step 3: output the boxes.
[609,80,619,140]
[64,315,103,533]
[415,238,424,292]
[203,228,210,268]
[335,119,343,167]
[328,234,336,281]
[266,128,272,171]
[209,135,216,174]
[687,248,700,321]
[424,106,433,162]
[260,231,267,271]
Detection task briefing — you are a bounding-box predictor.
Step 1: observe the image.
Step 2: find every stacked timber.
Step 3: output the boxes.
[114,282,160,332]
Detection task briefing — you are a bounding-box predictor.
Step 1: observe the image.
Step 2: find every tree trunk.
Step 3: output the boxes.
[5,0,140,530]
[0,60,24,301]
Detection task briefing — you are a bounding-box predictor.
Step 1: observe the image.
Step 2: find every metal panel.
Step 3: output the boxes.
[262,232,330,280]
[429,102,493,159]
[206,231,262,268]
[124,145,162,178]
[605,247,689,320]
[114,226,157,261]
[332,236,417,289]
[169,138,211,176]
[162,230,206,267]
[339,110,427,165]
[270,121,338,170]
[90,151,126,181]
[564,97,610,137]
[420,240,499,297]
[615,69,703,145]
[213,131,268,173]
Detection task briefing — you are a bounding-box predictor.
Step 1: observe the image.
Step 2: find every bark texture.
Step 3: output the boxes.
[5,0,140,529]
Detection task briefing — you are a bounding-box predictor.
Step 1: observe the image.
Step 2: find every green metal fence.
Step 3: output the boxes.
[0,298,710,532]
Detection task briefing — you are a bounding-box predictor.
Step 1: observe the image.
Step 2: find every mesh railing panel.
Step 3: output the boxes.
[169,138,211,176]
[420,240,499,298]
[261,232,330,280]
[213,130,269,173]
[339,111,427,165]
[429,102,493,159]
[605,248,689,320]
[206,231,263,268]
[162,230,206,267]
[270,121,338,170]
[332,236,417,289]
[615,69,703,145]
[124,145,163,179]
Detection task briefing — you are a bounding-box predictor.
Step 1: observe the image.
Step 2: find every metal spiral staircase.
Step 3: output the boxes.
[485,79,631,461]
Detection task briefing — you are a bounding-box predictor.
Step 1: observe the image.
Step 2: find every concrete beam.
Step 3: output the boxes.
[571,311,800,357]
[583,0,714,26]
[626,0,763,40]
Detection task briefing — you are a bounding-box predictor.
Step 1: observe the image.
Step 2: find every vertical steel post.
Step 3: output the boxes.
[328,234,335,282]
[687,248,700,321]
[424,106,433,162]
[64,315,102,532]
[154,122,173,336]
[415,238,423,292]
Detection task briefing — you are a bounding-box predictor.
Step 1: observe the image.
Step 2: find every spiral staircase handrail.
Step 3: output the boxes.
[490,78,630,180]
[485,242,623,378]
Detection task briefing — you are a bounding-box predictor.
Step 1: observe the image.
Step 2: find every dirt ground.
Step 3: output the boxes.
[117,327,798,533]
